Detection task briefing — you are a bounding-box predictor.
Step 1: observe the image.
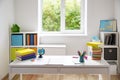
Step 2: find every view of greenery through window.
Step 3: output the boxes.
[65,0,81,30]
[42,0,81,32]
[43,0,60,31]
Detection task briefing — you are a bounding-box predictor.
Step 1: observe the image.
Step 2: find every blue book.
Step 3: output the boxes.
[30,34,34,45]
[18,53,36,61]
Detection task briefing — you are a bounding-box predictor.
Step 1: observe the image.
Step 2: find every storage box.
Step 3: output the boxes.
[11,34,23,46]
[104,48,117,60]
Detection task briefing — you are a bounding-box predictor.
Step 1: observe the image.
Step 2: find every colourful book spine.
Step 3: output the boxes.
[92,54,101,58]
[30,34,34,45]
[92,52,102,54]
[16,49,35,56]
[17,53,36,57]
[26,34,30,45]
[17,54,36,61]
[34,34,37,45]
[92,57,101,60]
[30,48,37,54]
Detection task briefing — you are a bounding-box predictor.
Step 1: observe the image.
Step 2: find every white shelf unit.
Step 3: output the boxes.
[10,32,38,62]
[100,32,119,62]
[10,32,66,62]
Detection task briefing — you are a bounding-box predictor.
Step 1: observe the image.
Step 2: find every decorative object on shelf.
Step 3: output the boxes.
[38,48,45,58]
[92,36,100,42]
[11,24,20,32]
[99,19,117,32]
[78,50,87,63]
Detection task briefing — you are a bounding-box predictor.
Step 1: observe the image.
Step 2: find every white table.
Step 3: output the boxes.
[9,55,110,80]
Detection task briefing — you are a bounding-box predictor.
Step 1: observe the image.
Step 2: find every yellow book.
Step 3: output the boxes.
[86,42,103,48]
[16,49,35,56]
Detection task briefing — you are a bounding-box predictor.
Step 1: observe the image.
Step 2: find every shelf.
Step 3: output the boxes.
[11,45,38,48]
[10,32,38,61]
[38,44,66,48]
[11,32,37,34]
[100,32,118,46]
[100,32,118,34]
[104,45,118,48]
[11,44,66,48]
[100,32,119,61]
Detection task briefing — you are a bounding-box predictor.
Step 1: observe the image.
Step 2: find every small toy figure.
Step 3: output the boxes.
[38,48,45,58]
[78,50,87,63]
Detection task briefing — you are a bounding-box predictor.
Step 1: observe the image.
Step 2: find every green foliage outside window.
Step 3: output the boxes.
[42,0,81,32]
[65,0,81,30]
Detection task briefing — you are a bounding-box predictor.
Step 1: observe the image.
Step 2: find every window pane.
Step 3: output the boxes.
[42,0,60,32]
[65,0,81,30]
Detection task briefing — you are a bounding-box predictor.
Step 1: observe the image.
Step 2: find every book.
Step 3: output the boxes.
[34,34,37,45]
[26,34,30,45]
[16,49,35,56]
[91,47,102,60]
[104,34,116,45]
[86,42,103,48]
[111,34,116,45]
[105,34,110,45]
[99,20,117,32]
[30,48,37,54]
[92,54,101,58]
[17,53,36,61]
[17,53,36,57]
[92,48,102,52]
[30,34,34,45]
[92,57,101,60]
[92,52,102,54]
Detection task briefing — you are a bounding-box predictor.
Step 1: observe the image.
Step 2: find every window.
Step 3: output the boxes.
[38,0,87,35]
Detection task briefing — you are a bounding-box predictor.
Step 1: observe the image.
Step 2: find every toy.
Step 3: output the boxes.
[38,48,45,58]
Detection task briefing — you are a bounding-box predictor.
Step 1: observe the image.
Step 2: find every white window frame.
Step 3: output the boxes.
[38,0,87,36]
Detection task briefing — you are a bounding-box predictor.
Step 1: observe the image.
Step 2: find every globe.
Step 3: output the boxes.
[38,48,45,58]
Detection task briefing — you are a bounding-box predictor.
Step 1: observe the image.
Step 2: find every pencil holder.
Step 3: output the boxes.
[79,56,84,63]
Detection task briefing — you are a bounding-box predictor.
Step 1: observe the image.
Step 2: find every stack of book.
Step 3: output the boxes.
[26,34,37,45]
[105,34,116,45]
[92,48,102,60]
[16,49,36,61]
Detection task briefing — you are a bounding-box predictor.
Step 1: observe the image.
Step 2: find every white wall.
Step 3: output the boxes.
[15,0,115,55]
[14,0,38,32]
[115,0,120,73]
[0,0,14,79]
[115,0,120,30]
